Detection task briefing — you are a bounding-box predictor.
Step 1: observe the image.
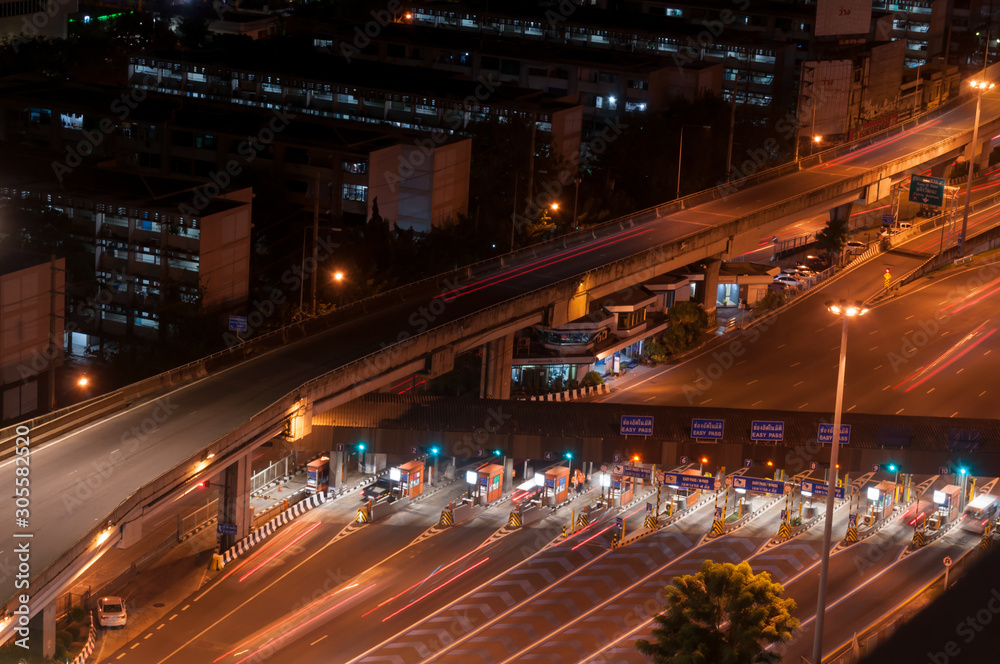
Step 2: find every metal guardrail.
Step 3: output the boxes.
[250,456,291,496]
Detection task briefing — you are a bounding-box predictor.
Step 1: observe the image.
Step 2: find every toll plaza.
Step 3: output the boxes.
[610,476,635,507]
[544,466,570,505]
[306,457,329,494]
[930,484,962,528]
[476,463,504,505]
[397,460,425,499]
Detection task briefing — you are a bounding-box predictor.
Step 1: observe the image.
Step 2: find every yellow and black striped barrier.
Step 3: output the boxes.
[912,530,925,548]
[577,512,589,528]
[611,534,618,549]
[980,533,993,551]
[508,511,522,527]
[643,515,658,530]
[777,523,790,539]
[440,509,453,526]
[711,520,724,536]
[356,506,369,523]
[846,527,858,543]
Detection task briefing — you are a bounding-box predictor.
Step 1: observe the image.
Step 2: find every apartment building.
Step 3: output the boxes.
[0,144,252,350]
[0,252,64,422]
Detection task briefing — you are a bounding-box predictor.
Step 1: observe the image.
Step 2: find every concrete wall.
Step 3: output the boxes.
[199,198,253,311]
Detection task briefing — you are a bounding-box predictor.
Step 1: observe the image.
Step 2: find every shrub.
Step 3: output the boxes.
[757,290,786,311]
[580,370,604,387]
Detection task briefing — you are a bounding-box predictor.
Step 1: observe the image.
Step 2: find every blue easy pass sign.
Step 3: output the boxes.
[818,423,851,445]
[800,480,845,499]
[691,418,724,440]
[621,415,654,436]
[751,420,784,441]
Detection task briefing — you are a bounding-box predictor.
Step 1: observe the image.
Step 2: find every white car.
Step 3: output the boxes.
[845,241,866,254]
[774,275,804,287]
[97,596,127,628]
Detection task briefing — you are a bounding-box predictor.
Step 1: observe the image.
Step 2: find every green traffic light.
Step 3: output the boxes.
[959,467,967,475]
[888,464,898,472]
[430,446,440,455]
[565,452,573,459]
[493,449,502,456]
[357,442,366,452]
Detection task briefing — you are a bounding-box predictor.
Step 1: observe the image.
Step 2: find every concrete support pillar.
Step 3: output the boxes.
[700,258,722,326]
[30,600,57,658]
[480,333,514,399]
[218,454,252,551]
[504,456,514,495]
[331,449,345,489]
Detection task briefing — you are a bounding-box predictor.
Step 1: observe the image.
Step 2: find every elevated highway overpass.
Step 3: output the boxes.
[4,83,1000,647]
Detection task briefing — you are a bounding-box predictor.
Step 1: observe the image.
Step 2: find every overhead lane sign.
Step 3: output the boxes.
[621,415,654,436]
[692,418,724,440]
[751,420,784,442]
[659,472,720,492]
[613,463,652,481]
[731,476,787,495]
[818,423,851,445]
[908,174,945,207]
[801,479,845,499]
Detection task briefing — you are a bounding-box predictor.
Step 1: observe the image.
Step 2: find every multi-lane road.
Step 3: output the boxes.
[596,183,1000,419]
[93,466,994,664]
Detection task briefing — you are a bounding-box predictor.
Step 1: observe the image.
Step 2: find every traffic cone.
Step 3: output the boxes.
[277,480,283,493]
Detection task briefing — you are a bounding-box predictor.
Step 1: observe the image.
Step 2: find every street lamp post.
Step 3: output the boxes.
[676,125,711,200]
[959,79,994,256]
[813,299,868,664]
[571,177,581,231]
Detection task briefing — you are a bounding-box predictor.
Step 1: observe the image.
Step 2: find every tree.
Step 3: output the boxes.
[814,216,849,261]
[663,301,708,354]
[636,560,799,664]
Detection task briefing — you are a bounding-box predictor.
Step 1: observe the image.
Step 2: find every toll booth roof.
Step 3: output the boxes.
[875,481,896,491]
[940,484,961,495]
[545,466,570,478]
[399,460,424,471]
[478,463,504,475]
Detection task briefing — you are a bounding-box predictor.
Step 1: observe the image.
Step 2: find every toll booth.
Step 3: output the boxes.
[545,466,571,505]
[930,484,961,528]
[398,460,424,499]
[477,464,504,505]
[306,458,329,495]
[611,476,635,507]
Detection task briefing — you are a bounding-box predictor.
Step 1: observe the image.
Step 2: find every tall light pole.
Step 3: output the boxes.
[676,125,711,200]
[959,79,994,256]
[813,299,868,664]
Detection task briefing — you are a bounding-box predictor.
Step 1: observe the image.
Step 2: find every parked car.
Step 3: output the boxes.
[97,596,127,628]
[897,222,913,230]
[774,275,804,287]
[793,266,817,277]
[845,241,866,254]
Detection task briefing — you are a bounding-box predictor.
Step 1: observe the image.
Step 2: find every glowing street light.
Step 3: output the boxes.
[960,79,996,256]
[813,300,868,664]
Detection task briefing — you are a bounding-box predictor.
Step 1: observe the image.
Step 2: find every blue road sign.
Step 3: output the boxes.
[476,449,485,457]
[680,456,689,464]
[691,418,724,440]
[818,423,851,445]
[616,464,652,481]
[715,507,723,520]
[336,443,345,452]
[939,466,951,475]
[659,472,718,492]
[217,523,238,536]
[411,446,418,454]
[731,476,786,495]
[751,420,784,442]
[613,454,623,463]
[809,461,818,470]
[646,502,653,513]
[801,479,845,499]
[621,415,654,436]
[908,174,946,207]
[882,214,894,226]
[544,451,553,460]
[744,458,752,468]
[848,513,857,527]
[615,517,624,533]
[228,315,248,332]
[872,464,880,472]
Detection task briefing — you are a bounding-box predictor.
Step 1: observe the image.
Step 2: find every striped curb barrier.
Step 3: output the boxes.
[440,509,453,526]
[70,617,96,664]
[527,383,610,401]
[220,491,326,566]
